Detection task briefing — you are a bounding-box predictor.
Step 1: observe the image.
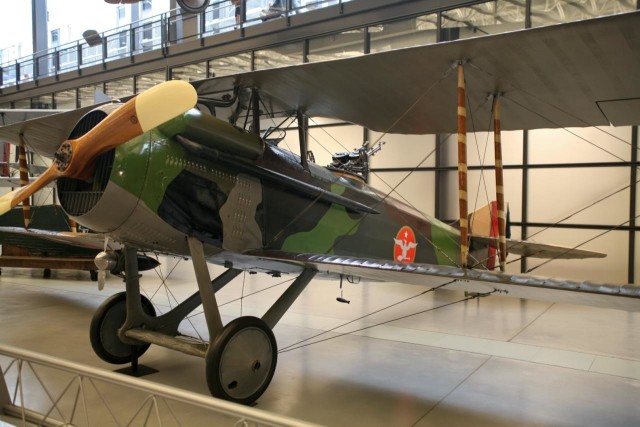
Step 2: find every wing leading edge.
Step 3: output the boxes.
[192,11,640,134]
[247,250,640,312]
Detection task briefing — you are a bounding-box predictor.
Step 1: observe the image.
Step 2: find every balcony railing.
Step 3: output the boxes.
[0,0,350,88]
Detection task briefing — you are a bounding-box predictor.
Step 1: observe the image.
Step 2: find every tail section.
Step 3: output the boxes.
[469,203,606,264]
[468,202,499,269]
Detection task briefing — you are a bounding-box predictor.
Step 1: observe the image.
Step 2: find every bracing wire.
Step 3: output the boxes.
[278,279,459,353]
[280,288,499,354]
[526,211,640,274]
[466,60,636,154]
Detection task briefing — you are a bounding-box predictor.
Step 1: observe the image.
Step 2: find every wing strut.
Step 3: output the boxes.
[457,62,469,267]
[17,135,30,228]
[492,95,507,271]
[297,111,309,171]
[251,88,261,136]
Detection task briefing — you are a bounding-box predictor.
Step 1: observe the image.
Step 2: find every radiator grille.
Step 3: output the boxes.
[57,110,115,216]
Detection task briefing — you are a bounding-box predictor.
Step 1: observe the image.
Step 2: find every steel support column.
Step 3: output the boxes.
[521,130,529,274]
[629,125,638,284]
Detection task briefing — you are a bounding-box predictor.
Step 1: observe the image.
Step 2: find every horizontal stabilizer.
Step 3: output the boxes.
[471,235,606,259]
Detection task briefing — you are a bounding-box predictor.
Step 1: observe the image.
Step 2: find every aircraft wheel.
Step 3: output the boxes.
[206,316,277,404]
[90,292,156,364]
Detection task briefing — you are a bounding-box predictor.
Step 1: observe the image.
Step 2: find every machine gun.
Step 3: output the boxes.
[328,140,385,181]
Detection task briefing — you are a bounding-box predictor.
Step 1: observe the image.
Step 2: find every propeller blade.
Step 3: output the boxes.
[0,167,60,215]
[0,80,197,216]
[98,270,107,291]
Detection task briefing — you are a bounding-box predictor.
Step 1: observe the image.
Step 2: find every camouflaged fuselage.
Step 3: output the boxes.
[59,111,472,271]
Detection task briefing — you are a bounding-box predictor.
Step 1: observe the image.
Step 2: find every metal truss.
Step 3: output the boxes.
[0,344,320,427]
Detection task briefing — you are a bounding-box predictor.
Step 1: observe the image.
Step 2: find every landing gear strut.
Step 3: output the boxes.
[88,239,316,404]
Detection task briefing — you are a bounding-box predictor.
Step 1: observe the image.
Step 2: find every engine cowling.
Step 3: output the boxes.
[57,104,190,254]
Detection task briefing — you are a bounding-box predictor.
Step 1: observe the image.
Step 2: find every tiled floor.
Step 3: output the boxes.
[1,257,640,426]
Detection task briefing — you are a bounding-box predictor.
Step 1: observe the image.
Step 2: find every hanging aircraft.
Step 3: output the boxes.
[0,11,639,405]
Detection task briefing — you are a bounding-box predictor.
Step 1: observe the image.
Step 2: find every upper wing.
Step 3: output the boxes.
[192,11,640,134]
[247,250,640,312]
[0,109,71,124]
[0,105,108,157]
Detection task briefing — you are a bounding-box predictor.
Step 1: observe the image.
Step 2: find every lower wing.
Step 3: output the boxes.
[247,250,640,312]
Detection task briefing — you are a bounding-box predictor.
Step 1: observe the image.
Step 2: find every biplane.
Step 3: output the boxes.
[0,11,639,404]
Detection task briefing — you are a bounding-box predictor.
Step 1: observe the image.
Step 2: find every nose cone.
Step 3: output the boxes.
[94,250,118,271]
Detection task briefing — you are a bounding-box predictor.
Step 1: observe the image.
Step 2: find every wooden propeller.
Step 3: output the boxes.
[0,80,197,216]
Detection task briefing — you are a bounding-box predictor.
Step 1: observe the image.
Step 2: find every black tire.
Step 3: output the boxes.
[206,316,277,405]
[89,292,156,365]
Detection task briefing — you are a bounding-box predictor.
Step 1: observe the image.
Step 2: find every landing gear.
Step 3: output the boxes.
[206,316,277,404]
[90,292,156,364]
[91,241,316,404]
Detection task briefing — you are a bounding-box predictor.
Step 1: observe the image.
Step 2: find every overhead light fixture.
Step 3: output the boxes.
[82,30,103,47]
[104,0,209,13]
[176,0,210,13]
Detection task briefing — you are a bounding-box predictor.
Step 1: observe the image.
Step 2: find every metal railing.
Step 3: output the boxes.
[0,0,350,89]
[0,343,321,427]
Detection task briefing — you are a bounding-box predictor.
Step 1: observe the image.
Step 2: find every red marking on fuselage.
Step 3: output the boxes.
[394,226,417,263]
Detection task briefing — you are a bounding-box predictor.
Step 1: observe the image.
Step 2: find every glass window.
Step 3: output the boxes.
[31,95,53,109]
[58,45,78,71]
[1,64,18,87]
[136,70,165,93]
[441,0,525,41]
[209,52,252,77]
[370,15,437,53]
[530,0,636,28]
[79,83,105,107]
[51,29,60,47]
[54,89,77,109]
[105,77,134,99]
[308,29,365,63]
[13,99,31,109]
[171,61,207,82]
[254,42,304,70]
[293,0,340,16]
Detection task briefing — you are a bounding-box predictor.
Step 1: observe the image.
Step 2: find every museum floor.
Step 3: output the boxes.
[1,257,640,426]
